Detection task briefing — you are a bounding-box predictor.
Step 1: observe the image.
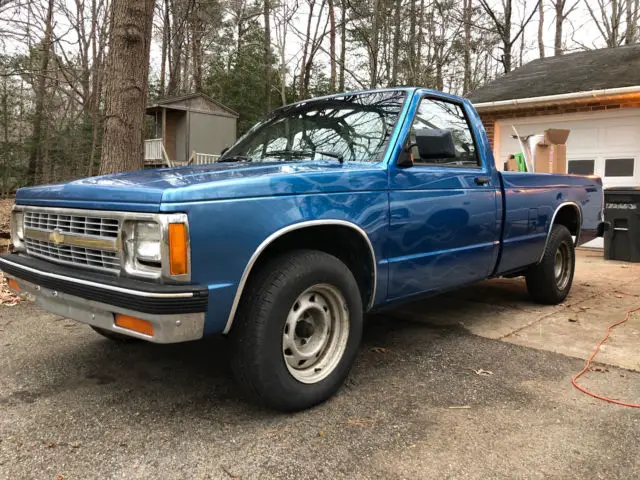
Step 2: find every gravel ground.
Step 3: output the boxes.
[1,299,639,480]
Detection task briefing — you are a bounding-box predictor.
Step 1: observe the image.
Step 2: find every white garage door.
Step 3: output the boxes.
[495,108,640,190]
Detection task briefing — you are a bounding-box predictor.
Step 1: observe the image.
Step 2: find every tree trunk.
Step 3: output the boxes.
[391,0,401,85]
[554,0,563,55]
[159,0,168,96]
[369,0,380,88]
[299,0,315,98]
[626,0,638,44]
[264,0,271,110]
[192,1,203,92]
[99,0,155,175]
[408,0,417,85]
[339,0,346,91]
[463,0,472,94]
[27,0,54,186]
[328,0,337,92]
[538,0,545,57]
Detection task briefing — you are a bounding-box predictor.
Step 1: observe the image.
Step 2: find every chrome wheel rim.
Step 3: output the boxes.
[282,284,349,384]
[554,242,572,290]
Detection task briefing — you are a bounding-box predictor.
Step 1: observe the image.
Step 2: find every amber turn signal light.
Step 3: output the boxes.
[114,314,154,336]
[168,223,188,276]
[7,278,20,291]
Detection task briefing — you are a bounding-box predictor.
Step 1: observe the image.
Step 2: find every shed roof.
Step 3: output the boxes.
[146,92,239,117]
[467,45,640,104]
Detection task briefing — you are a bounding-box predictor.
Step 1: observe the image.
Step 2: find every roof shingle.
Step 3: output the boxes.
[467,45,640,104]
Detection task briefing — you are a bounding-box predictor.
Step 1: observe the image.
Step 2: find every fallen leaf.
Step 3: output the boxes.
[70,442,81,449]
[46,442,57,448]
[345,418,368,427]
[473,369,493,376]
[371,347,390,354]
[221,466,241,480]
[590,366,609,373]
[615,294,624,299]
[568,318,578,323]
[55,475,65,480]
[318,430,325,437]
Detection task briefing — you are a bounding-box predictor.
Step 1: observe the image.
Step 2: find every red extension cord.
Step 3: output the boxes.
[571,305,640,408]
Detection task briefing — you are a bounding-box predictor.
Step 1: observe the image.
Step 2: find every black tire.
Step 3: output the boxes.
[90,326,140,342]
[229,249,363,412]
[526,224,575,304]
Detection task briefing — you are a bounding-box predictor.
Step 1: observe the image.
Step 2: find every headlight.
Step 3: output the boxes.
[134,222,161,263]
[122,215,190,282]
[122,220,162,279]
[10,209,24,250]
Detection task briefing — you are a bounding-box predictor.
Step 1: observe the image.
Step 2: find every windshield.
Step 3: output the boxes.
[222,90,408,163]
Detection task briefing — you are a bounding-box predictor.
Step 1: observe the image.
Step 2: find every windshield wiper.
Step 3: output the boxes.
[264,149,344,164]
[217,155,252,163]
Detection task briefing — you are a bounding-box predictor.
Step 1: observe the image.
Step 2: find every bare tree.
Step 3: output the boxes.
[479,0,541,72]
[27,0,54,185]
[328,0,337,91]
[538,0,545,57]
[584,0,625,47]
[625,0,639,43]
[99,0,155,175]
[550,0,579,55]
[264,0,271,110]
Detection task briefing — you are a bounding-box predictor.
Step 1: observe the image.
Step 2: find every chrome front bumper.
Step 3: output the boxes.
[7,274,205,343]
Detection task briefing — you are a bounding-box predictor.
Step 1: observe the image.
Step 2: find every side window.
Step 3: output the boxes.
[408,98,480,168]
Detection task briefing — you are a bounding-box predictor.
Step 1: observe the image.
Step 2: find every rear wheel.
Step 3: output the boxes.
[526,224,575,304]
[229,250,363,411]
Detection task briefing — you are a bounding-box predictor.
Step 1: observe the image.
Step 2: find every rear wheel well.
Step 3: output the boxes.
[552,204,581,237]
[247,225,375,310]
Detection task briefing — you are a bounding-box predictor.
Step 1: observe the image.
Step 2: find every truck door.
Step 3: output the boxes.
[386,94,501,300]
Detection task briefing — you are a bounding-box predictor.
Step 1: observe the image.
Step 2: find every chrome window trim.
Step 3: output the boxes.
[538,201,582,263]
[13,205,191,282]
[0,257,195,298]
[222,219,377,334]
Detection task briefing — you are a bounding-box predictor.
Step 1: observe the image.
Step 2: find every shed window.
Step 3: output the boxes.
[568,160,595,175]
[605,158,635,177]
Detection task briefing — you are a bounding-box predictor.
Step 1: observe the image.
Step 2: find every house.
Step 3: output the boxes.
[468,45,640,189]
[145,93,239,167]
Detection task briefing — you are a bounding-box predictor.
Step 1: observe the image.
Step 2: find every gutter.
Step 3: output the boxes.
[472,85,640,111]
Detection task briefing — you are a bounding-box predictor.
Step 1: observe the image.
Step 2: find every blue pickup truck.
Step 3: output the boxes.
[2,88,604,411]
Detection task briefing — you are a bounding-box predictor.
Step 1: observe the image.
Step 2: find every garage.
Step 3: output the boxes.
[494,108,640,189]
[468,44,640,191]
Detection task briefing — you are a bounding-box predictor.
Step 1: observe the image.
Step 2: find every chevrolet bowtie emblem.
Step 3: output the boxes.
[49,229,65,245]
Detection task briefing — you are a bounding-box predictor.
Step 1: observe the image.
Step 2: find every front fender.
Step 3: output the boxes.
[161,191,389,335]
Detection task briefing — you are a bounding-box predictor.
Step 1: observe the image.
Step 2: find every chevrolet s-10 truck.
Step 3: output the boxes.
[1,88,605,411]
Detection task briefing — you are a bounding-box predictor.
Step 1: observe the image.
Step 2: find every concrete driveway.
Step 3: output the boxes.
[1,250,639,479]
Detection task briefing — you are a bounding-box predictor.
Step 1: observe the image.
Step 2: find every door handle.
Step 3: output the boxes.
[474,176,491,186]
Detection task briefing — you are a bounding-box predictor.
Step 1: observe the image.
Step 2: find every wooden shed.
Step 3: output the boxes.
[145,93,239,167]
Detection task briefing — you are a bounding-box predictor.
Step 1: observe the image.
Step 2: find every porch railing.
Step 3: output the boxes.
[144,138,164,162]
[188,151,220,165]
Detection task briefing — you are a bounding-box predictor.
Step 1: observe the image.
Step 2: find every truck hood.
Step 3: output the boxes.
[16,161,386,211]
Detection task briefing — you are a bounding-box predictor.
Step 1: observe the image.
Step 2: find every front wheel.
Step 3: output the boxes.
[229,250,363,411]
[526,224,575,304]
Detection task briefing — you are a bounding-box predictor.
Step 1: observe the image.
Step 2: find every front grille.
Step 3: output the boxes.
[24,238,120,272]
[25,211,119,238]
[23,209,121,274]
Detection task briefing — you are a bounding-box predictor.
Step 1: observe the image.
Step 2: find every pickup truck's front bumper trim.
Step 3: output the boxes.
[0,257,192,298]
[5,275,204,343]
[0,254,208,314]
